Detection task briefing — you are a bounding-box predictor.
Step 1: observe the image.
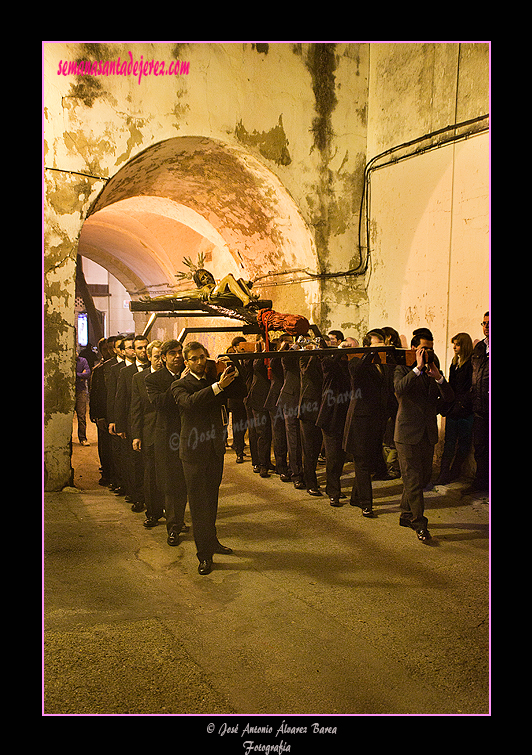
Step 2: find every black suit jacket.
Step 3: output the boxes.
[106,359,128,425]
[316,354,351,435]
[471,340,489,415]
[144,366,183,491]
[277,355,301,412]
[171,369,246,463]
[130,368,157,447]
[89,357,112,421]
[115,362,146,436]
[298,354,323,424]
[264,357,284,412]
[245,358,270,412]
[393,364,454,446]
[343,355,391,454]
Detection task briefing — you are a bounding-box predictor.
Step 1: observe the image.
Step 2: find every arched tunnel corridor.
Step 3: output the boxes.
[78,136,320,328]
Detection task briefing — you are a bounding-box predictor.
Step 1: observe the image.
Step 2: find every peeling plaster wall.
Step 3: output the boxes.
[365,42,489,371]
[43,170,106,489]
[367,137,489,360]
[302,44,370,335]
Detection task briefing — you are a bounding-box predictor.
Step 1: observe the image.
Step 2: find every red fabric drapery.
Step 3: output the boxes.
[256,309,310,377]
[256,309,311,337]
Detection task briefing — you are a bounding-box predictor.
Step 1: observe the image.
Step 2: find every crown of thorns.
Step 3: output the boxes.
[174,253,206,281]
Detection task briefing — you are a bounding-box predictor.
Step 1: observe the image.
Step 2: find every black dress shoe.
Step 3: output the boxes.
[214,542,233,555]
[399,517,413,528]
[143,517,160,528]
[198,559,213,575]
[362,506,374,517]
[279,473,292,482]
[253,465,261,473]
[330,497,343,507]
[293,480,306,490]
[417,529,432,542]
[259,466,270,478]
[131,502,144,513]
[307,488,322,497]
[236,453,244,463]
[167,529,181,546]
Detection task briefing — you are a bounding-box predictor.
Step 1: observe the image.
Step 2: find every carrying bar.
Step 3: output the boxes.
[218,346,415,364]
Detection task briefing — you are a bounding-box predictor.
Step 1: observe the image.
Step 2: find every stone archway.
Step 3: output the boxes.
[81,136,319,318]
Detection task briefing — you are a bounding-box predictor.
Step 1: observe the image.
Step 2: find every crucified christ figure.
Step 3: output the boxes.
[142,255,259,308]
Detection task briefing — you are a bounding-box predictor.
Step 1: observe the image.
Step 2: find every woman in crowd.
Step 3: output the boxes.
[435,332,474,485]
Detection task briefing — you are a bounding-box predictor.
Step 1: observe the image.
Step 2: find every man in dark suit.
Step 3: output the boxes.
[107,335,135,495]
[246,337,272,478]
[298,351,324,496]
[144,339,189,546]
[241,354,259,469]
[264,337,292,481]
[276,341,305,489]
[394,333,454,542]
[226,336,249,464]
[115,335,150,511]
[130,340,164,527]
[343,341,391,518]
[463,312,489,496]
[316,351,351,505]
[89,337,114,486]
[171,341,246,575]
[96,336,122,489]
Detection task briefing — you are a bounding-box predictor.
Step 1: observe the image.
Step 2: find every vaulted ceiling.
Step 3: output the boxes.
[78,136,317,300]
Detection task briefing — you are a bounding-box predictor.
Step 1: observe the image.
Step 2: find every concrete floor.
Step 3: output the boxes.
[43,419,490,718]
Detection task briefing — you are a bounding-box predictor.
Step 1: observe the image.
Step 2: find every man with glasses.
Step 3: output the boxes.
[393,329,454,542]
[171,342,246,575]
